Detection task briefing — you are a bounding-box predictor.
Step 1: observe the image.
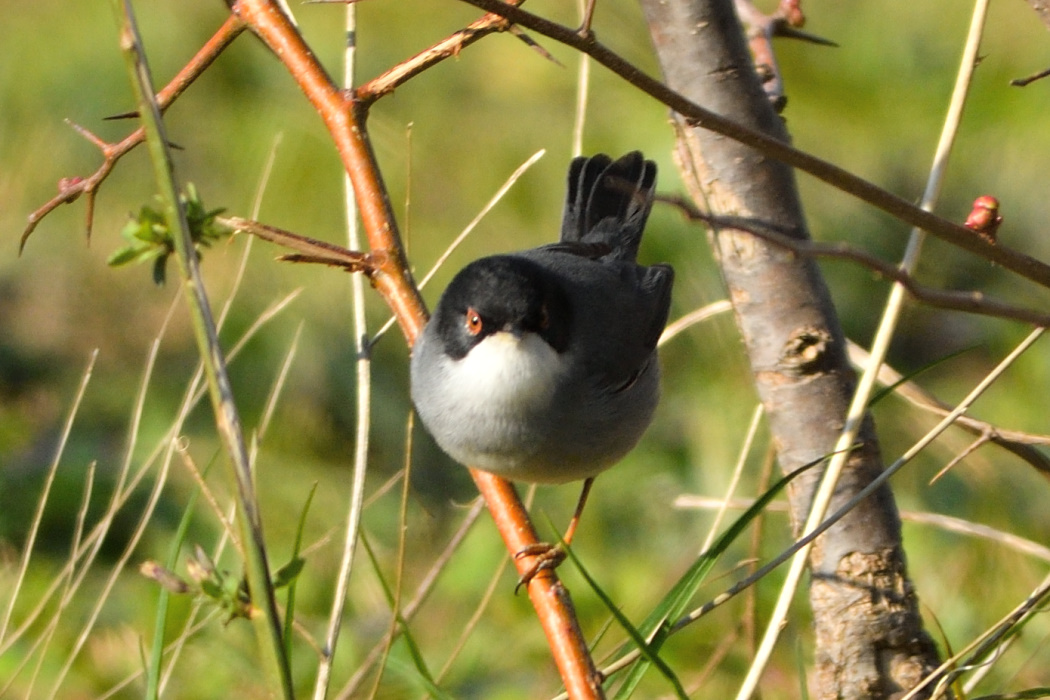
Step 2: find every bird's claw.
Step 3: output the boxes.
[514,542,566,594]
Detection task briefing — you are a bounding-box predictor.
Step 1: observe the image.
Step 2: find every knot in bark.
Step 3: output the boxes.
[778,326,833,374]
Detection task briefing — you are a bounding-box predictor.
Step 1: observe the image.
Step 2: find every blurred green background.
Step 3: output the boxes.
[3,1,1050,697]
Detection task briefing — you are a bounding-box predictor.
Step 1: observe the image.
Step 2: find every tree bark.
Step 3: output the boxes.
[639,0,943,697]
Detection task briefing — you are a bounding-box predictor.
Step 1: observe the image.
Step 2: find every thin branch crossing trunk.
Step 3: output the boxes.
[639,0,943,696]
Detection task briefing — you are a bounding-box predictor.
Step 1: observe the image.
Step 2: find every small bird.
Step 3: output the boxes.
[411,152,674,486]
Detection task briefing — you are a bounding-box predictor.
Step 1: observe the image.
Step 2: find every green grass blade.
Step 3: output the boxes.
[386,652,460,700]
[612,455,824,697]
[561,542,688,700]
[145,467,205,700]
[869,346,976,406]
[282,481,317,660]
[359,532,444,694]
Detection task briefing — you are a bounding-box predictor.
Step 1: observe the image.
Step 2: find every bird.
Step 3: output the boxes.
[410,151,674,488]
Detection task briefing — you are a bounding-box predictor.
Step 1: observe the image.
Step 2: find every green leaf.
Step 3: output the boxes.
[107,245,155,267]
[271,557,305,590]
[110,183,230,284]
[152,254,169,286]
[200,579,224,601]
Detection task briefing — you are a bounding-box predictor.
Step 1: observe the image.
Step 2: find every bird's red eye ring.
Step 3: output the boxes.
[465,308,483,336]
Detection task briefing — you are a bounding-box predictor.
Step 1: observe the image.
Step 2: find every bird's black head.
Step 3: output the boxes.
[432,255,572,360]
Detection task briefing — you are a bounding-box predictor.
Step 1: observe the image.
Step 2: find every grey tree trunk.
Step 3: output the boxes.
[639,0,944,697]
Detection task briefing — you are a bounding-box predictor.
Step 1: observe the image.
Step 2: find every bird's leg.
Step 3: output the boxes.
[515,477,595,592]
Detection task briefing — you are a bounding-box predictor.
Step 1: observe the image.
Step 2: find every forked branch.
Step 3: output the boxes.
[20,14,247,250]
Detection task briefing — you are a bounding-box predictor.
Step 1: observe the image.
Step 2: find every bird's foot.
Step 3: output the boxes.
[514,542,566,594]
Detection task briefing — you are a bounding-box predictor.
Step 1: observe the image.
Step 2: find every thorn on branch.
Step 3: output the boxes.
[510,26,564,68]
[354,1,522,105]
[220,216,380,277]
[771,24,838,48]
[67,119,110,152]
[21,14,246,253]
[104,109,140,121]
[734,0,836,110]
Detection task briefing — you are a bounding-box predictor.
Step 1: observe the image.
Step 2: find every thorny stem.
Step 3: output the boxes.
[26,0,1050,297]
[734,0,836,108]
[231,0,428,343]
[227,1,604,696]
[355,0,525,106]
[20,14,246,249]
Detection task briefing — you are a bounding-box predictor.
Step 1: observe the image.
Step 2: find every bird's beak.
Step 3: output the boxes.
[500,323,526,340]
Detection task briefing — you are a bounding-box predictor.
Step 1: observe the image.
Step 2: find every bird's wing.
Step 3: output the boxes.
[535,240,612,260]
[585,262,675,394]
[639,263,675,352]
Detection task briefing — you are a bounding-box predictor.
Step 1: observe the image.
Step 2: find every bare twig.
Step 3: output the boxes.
[220,216,378,274]
[355,0,525,105]
[456,0,1050,291]
[1011,64,1050,86]
[659,195,1050,328]
[846,342,1050,476]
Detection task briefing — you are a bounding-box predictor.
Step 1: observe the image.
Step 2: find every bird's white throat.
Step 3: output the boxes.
[449,331,563,412]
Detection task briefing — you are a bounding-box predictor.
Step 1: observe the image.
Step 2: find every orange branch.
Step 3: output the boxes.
[230,2,603,696]
[356,3,520,106]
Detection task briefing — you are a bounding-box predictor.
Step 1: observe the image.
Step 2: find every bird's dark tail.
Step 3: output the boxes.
[560,151,657,261]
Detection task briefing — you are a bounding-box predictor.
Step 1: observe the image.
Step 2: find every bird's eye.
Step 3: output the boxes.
[465,308,483,336]
[538,304,550,330]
